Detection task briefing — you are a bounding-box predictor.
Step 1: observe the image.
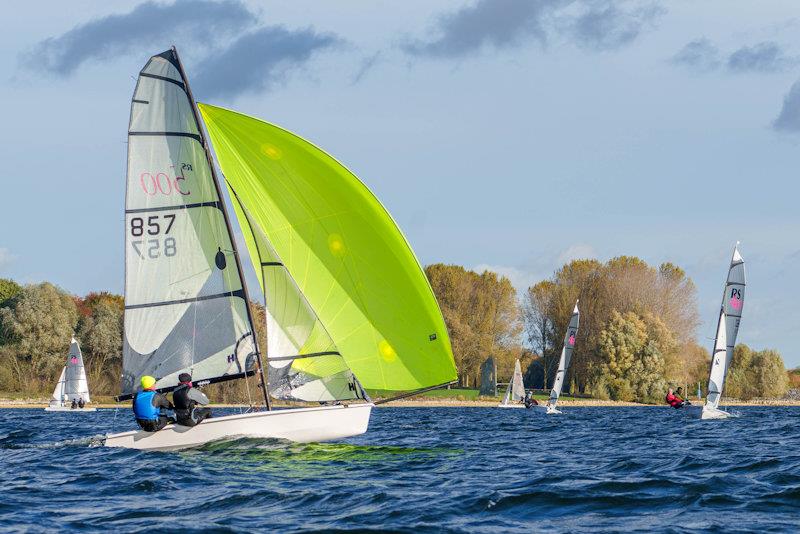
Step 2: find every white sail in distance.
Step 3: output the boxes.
[121,49,257,397]
[510,359,525,401]
[549,301,579,407]
[705,244,745,409]
[50,338,90,404]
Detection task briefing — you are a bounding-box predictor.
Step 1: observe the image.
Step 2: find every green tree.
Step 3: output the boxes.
[592,311,668,403]
[726,344,789,400]
[0,278,21,307]
[0,283,78,391]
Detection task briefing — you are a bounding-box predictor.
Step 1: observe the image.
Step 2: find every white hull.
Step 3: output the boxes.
[104,403,373,451]
[686,404,732,420]
[497,403,525,409]
[44,406,96,412]
[530,404,561,415]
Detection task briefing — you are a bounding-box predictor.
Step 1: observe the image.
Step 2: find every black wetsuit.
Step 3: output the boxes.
[173,384,211,427]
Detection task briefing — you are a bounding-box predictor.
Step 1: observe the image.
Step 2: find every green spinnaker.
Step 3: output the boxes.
[198,103,456,391]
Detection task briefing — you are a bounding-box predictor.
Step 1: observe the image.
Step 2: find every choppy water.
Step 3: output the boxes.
[1,406,800,532]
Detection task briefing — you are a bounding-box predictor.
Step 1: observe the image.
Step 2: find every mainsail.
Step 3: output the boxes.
[503,359,525,404]
[705,244,745,409]
[549,301,579,407]
[198,103,458,392]
[51,338,90,403]
[121,50,258,397]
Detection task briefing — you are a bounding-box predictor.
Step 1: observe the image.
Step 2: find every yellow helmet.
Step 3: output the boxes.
[141,375,156,390]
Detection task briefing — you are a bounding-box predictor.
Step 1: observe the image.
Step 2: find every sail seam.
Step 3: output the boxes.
[267,351,341,362]
[125,289,246,310]
[125,201,222,214]
[129,131,202,143]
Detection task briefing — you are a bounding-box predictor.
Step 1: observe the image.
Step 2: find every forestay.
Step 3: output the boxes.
[705,244,745,409]
[122,50,256,397]
[198,104,457,392]
[549,301,579,407]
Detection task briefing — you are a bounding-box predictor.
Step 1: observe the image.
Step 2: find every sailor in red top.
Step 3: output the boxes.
[665,388,683,409]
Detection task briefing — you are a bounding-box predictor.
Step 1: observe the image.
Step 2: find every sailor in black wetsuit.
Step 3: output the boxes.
[172,373,212,427]
[132,375,174,432]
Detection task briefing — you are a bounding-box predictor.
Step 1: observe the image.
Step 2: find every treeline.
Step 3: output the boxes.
[428,257,789,403]
[0,256,792,403]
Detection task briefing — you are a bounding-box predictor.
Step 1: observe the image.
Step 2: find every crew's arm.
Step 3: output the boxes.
[155,393,173,410]
[188,389,209,405]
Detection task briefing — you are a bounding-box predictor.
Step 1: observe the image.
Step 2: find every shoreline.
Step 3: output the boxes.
[4,398,800,408]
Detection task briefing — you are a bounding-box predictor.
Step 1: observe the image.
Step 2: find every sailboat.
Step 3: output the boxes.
[534,300,579,415]
[45,337,95,412]
[687,243,745,420]
[104,48,457,450]
[498,359,525,408]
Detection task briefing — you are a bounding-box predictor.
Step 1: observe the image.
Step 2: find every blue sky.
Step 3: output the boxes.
[1,1,798,365]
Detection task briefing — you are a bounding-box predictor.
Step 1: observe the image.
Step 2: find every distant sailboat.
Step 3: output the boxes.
[498,359,526,408]
[687,243,745,420]
[45,337,95,412]
[104,48,456,450]
[536,300,580,415]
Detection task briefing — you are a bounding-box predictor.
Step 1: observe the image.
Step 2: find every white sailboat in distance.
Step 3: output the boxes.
[498,359,526,408]
[532,300,579,415]
[104,48,456,450]
[687,243,745,420]
[45,337,95,412]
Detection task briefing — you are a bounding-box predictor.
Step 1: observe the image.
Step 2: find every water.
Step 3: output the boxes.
[1,406,799,532]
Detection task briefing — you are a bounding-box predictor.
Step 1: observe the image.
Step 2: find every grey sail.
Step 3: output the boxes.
[549,301,579,407]
[706,244,745,409]
[121,49,257,397]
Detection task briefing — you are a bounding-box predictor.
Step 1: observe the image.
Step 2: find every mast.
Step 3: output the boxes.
[170,47,271,410]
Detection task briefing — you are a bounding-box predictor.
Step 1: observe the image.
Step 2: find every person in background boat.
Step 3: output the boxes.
[524,390,539,409]
[133,375,174,432]
[78,397,85,409]
[665,388,687,409]
[172,373,211,427]
[70,398,77,409]
[674,387,691,406]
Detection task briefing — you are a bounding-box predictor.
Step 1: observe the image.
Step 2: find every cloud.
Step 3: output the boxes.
[23,0,256,76]
[351,51,383,85]
[670,38,721,71]
[556,244,597,265]
[672,38,797,74]
[568,2,664,51]
[193,26,341,99]
[0,248,16,271]
[727,41,796,73]
[473,264,547,292]
[402,0,663,59]
[773,79,800,132]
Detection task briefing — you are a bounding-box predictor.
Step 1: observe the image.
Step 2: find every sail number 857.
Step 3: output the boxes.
[130,215,177,258]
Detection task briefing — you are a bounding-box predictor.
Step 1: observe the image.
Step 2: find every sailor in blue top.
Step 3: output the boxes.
[132,375,174,432]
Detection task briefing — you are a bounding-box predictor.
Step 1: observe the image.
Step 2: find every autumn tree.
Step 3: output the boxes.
[75,292,124,393]
[426,264,522,387]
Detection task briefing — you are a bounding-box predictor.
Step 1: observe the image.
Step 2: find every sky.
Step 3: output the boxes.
[0,1,798,365]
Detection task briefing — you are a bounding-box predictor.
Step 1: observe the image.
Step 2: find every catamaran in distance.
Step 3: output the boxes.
[104,47,457,450]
